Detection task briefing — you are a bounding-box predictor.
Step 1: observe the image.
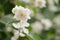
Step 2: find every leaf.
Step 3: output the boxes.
[0,14,13,24]
[46,32,55,40]
[26,32,41,40]
[33,33,41,40]
[16,0,26,7]
[26,34,33,40]
[0,5,4,12]
[27,26,32,31]
[32,7,37,15]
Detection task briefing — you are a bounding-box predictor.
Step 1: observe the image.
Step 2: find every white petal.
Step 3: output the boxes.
[13,30,19,36]
[23,28,29,34]
[12,23,20,29]
[20,21,29,27]
[11,37,17,40]
[12,23,17,28]
[19,33,25,37]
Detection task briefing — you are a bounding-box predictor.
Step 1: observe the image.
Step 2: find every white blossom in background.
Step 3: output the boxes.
[35,0,46,8]
[54,0,59,4]
[6,24,13,32]
[35,13,44,20]
[48,6,57,12]
[53,15,60,26]
[31,21,43,34]
[11,5,31,40]
[41,19,52,30]
[6,26,12,32]
[20,0,31,3]
[11,37,18,40]
[47,0,57,12]
[12,5,31,21]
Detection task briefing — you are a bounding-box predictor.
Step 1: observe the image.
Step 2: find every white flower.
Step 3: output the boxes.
[35,0,46,8]
[12,23,29,37]
[35,13,44,20]
[19,32,25,37]
[13,29,25,37]
[12,5,18,14]
[20,21,29,27]
[53,15,60,26]
[54,0,59,4]
[41,19,52,30]
[12,5,31,38]
[12,21,29,29]
[11,29,26,39]
[31,21,43,34]
[19,28,29,37]
[20,0,31,3]
[47,0,58,12]
[12,5,31,21]
[23,28,29,34]
[13,30,20,37]
[12,23,20,29]
[11,37,17,40]
[6,25,12,32]
[48,6,57,12]
[11,30,19,40]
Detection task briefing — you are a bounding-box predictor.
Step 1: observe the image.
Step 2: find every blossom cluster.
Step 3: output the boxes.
[11,5,31,40]
[20,0,46,8]
[35,0,46,8]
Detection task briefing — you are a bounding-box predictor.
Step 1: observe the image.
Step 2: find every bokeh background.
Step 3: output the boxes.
[0,0,60,40]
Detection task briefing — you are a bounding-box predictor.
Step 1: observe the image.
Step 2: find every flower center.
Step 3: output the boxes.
[18,11,26,19]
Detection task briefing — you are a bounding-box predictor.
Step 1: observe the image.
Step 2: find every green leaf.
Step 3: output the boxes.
[33,33,41,40]
[27,26,32,31]
[16,0,26,7]
[0,14,13,24]
[46,32,55,40]
[32,7,37,15]
[26,34,33,40]
[26,32,41,40]
[0,4,4,12]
